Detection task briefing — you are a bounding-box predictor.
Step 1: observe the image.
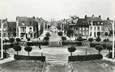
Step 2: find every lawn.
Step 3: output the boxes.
[70,60,115,72]
[0,60,44,72]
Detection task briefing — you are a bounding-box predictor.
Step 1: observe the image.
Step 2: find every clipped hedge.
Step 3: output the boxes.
[62,41,82,46]
[27,41,49,46]
[68,54,103,61]
[0,52,9,58]
[106,52,115,58]
[90,43,100,47]
[14,55,46,62]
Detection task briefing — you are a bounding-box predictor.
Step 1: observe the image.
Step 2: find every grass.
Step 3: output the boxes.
[0,60,44,72]
[70,60,115,72]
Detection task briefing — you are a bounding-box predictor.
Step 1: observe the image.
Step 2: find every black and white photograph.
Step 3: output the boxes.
[0,0,115,72]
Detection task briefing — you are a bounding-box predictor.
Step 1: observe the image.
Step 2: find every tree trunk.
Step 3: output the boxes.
[71,52,72,56]
[85,49,87,55]
[17,51,18,55]
[41,52,43,56]
[28,52,30,56]
[98,51,100,54]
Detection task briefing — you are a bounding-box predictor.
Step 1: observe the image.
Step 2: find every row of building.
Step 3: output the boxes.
[0,15,114,40]
[0,17,49,40]
[58,15,113,39]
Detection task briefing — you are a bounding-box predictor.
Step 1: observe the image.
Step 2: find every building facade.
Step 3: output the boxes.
[16,17,39,39]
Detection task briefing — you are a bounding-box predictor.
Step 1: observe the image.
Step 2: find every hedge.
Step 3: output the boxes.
[0,52,9,58]
[106,52,115,58]
[68,54,103,61]
[14,55,46,62]
[90,43,100,47]
[90,42,112,48]
[62,41,82,46]
[27,41,49,46]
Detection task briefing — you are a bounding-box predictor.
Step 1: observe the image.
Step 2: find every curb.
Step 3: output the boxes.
[103,57,115,63]
[0,55,14,64]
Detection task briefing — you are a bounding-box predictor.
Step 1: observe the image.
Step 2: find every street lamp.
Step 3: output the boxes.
[112,20,115,58]
[0,19,3,59]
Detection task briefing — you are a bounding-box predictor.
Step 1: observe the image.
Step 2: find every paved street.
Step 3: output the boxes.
[0,46,114,72]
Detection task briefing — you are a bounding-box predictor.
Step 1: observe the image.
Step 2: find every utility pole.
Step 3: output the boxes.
[112,20,115,58]
[0,19,3,59]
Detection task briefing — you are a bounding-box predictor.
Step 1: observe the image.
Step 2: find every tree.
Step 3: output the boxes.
[109,30,113,36]
[67,29,73,37]
[103,38,109,42]
[24,46,32,56]
[68,46,76,56]
[95,45,103,54]
[3,39,8,43]
[3,45,8,53]
[43,37,49,42]
[96,37,101,42]
[97,32,101,37]
[77,36,83,41]
[88,38,94,43]
[106,45,112,54]
[13,45,21,55]
[46,32,50,37]
[61,36,66,42]
[58,31,63,36]
[9,38,15,44]
[16,38,21,45]
[105,32,108,38]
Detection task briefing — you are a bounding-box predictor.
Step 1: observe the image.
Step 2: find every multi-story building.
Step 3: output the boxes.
[0,19,16,39]
[76,18,89,38]
[16,16,48,39]
[87,15,104,38]
[16,17,39,39]
[103,18,113,36]
[7,22,16,38]
[0,19,8,39]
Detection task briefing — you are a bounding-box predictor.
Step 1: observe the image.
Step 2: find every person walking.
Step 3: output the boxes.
[38,38,41,49]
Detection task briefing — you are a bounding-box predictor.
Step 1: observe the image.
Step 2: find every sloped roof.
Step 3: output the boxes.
[0,19,8,28]
[76,18,89,27]
[16,17,38,26]
[86,17,102,21]
[7,22,16,28]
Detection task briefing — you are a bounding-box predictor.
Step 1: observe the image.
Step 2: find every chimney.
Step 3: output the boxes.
[99,15,101,19]
[107,17,109,20]
[85,15,87,19]
[92,14,94,18]
[33,16,35,19]
[5,18,7,21]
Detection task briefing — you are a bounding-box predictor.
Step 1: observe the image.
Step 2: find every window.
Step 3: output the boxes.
[94,32,96,37]
[20,27,26,33]
[94,27,96,30]
[90,27,92,30]
[90,32,92,36]
[21,33,26,37]
[98,26,100,30]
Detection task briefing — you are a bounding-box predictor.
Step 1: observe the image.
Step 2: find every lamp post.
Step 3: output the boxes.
[112,20,115,58]
[0,19,3,59]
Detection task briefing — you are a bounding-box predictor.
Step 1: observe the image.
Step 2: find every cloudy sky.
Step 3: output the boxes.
[0,0,114,21]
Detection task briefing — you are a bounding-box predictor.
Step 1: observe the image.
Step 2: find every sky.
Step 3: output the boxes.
[0,0,114,21]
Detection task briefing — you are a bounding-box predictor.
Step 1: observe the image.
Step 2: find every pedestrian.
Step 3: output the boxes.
[39,38,41,49]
